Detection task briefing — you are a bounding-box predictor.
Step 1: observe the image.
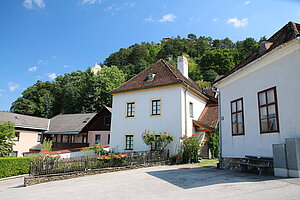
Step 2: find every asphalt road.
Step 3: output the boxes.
[1,164,300,200]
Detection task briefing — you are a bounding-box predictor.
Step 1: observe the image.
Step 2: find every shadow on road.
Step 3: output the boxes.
[147,166,279,189]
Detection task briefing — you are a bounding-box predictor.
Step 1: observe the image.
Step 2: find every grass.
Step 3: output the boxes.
[194,159,219,167]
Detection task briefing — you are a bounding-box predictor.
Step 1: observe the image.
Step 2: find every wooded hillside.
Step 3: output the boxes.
[10,34,265,118]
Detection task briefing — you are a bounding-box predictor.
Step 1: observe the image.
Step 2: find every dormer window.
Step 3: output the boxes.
[145,73,156,81]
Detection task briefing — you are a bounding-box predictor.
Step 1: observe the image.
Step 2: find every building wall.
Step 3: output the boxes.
[88,131,110,147]
[110,86,207,155]
[217,43,300,158]
[13,129,42,157]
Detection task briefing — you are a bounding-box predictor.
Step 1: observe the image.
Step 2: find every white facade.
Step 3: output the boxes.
[110,86,207,155]
[214,39,300,158]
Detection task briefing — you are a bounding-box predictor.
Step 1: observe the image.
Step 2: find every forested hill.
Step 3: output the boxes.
[10,34,265,118]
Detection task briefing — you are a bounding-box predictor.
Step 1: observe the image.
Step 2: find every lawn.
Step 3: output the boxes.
[194,159,219,167]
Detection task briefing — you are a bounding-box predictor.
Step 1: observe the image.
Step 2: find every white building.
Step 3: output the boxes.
[110,56,218,155]
[213,22,300,169]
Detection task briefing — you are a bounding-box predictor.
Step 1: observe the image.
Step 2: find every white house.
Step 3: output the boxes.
[213,22,300,173]
[110,56,218,155]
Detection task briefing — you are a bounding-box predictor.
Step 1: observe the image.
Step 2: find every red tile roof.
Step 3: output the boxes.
[110,59,210,99]
[197,103,218,129]
[213,21,300,84]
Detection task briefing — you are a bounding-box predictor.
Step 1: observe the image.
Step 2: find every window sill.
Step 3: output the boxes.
[150,114,161,117]
[260,131,280,134]
[124,149,133,151]
[125,116,135,118]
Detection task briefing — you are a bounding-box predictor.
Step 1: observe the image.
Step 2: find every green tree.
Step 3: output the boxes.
[142,130,174,152]
[0,121,15,157]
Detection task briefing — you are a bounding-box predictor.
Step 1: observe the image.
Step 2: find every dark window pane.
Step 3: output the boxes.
[261,119,268,132]
[260,107,267,119]
[269,117,277,131]
[267,90,275,103]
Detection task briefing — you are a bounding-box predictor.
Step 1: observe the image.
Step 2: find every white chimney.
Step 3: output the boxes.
[177,55,188,78]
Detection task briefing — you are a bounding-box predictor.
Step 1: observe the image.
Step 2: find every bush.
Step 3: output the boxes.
[0,157,32,178]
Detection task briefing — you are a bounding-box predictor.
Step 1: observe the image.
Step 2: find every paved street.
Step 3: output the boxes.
[1,164,300,200]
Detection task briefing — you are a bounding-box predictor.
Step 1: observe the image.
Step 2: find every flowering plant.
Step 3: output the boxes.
[142,130,173,152]
[179,134,201,162]
[32,153,61,162]
[98,153,128,160]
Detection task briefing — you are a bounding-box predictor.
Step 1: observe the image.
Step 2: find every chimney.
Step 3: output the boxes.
[177,55,188,78]
[259,41,273,54]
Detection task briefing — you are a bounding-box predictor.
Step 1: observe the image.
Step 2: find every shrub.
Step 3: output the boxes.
[180,134,202,163]
[142,130,173,152]
[0,157,32,178]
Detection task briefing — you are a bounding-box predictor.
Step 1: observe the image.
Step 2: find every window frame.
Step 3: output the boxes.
[125,135,134,150]
[37,134,42,142]
[258,86,280,134]
[14,132,20,141]
[230,98,245,136]
[95,134,101,144]
[151,99,161,116]
[126,101,135,118]
[189,102,194,118]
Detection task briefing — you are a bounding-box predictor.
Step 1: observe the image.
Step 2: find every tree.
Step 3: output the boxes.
[0,121,15,157]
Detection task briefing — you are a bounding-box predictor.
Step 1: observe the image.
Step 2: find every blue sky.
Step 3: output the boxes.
[0,0,299,111]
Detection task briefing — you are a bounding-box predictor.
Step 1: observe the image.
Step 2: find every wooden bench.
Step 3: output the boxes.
[236,155,273,175]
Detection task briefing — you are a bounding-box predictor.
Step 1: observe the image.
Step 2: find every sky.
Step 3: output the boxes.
[0,0,299,111]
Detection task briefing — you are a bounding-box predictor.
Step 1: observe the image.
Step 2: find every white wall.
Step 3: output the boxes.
[217,44,300,158]
[110,86,207,155]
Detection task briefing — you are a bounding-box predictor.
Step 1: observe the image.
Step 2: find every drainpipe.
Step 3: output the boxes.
[184,88,187,136]
[212,87,222,168]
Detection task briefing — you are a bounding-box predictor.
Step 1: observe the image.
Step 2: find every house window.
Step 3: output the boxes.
[108,134,110,144]
[258,87,279,133]
[189,102,194,117]
[125,135,134,150]
[231,98,244,135]
[95,135,101,144]
[151,135,160,151]
[14,132,20,141]
[151,99,161,115]
[12,151,18,157]
[37,134,42,142]
[126,102,135,117]
[104,116,111,126]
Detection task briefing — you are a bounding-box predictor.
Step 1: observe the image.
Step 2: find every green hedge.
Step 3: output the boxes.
[0,157,32,178]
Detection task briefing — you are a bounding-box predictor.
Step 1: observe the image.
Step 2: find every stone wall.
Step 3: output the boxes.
[220,157,244,171]
[24,161,167,186]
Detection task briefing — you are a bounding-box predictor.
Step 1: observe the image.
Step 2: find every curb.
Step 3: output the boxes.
[0,174,26,182]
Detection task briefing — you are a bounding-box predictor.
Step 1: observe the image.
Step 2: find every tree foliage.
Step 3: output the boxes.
[142,130,174,152]
[0,121,15,157]
[10,34,260,117]
[11,67,125,118]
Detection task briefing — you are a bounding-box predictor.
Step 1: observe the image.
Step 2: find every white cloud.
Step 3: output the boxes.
[28,66,38,72]
[227,17,248,28]
[145,15,154,22]
[158,14,177,23]
[52,56,57,59]
[244,1,250,5]
[82,0,104,4]
[0,89,6,96]
[23,0,45,9]
[63,65,73,68]
[37,59,48,65]
[213,18,219,22]
[8,82,20,92]
[48,73,57,80]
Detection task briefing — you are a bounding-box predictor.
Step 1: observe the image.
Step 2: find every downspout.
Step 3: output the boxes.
[212,87,222,168]
[184,88,187,136]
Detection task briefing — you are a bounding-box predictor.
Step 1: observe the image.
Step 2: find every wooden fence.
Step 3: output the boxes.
[29,151,169,176]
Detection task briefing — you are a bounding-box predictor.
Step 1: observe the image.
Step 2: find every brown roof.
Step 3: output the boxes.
[110,59,209,99]
[213,21,300,84]
[197,103,218,129]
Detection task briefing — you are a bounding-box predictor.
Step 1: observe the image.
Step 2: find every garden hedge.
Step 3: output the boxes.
[0,157,32,178]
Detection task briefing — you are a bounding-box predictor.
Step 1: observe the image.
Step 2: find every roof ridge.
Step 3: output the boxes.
[160,59,181,81]
[0,111,48,120]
